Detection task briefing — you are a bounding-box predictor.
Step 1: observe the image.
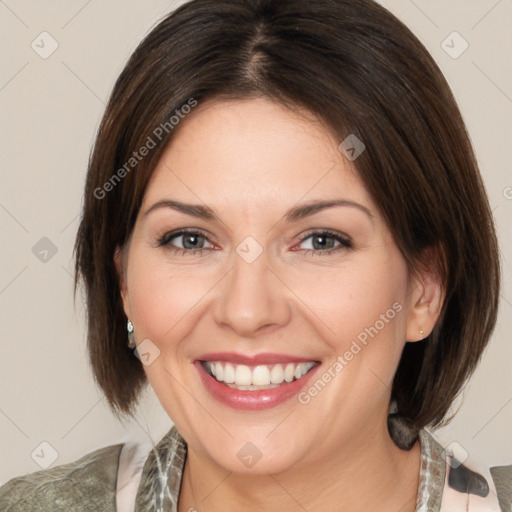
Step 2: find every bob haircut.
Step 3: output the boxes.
[74,0,500,431]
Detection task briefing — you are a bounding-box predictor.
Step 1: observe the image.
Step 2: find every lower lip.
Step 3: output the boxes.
[194,361,320,410]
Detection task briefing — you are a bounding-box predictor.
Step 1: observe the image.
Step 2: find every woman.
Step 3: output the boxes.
[1,0,510,510]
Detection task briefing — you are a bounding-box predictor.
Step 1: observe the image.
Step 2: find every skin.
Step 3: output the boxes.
[116,97,443,512]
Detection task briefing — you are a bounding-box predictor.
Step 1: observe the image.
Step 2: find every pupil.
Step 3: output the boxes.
[184,234,202,249]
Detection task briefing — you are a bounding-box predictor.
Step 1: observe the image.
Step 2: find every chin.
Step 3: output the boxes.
[198,429,310,476]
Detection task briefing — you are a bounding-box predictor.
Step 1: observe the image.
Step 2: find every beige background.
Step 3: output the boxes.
[0,0,511,486]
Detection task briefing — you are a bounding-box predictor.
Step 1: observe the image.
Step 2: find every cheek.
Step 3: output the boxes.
[291,257,410,426]
[291,255,408,347]
[328,256,410,392]
[125,250,209,341]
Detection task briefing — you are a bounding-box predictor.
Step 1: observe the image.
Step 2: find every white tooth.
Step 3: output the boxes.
[234,364,252,385]
[252,365,271,385]
[270,364,285,384]
[215,362,224,382]
[303,362,315,375]
[223,363,235,383]
[209,361,315,386]
[284,363,295,382]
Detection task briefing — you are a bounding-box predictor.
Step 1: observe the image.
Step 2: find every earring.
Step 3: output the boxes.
[419,328,425,336]
[127,320,136,349]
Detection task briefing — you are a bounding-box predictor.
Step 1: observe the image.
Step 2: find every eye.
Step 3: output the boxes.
[156,228,352,257]
[157,229,214,255]
[296,230,352,255]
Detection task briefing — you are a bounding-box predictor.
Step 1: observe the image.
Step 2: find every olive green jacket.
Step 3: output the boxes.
[0,426,186,512]
[1,426,511,511]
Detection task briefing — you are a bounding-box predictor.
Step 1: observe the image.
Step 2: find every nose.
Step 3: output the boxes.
[212,246,292,338]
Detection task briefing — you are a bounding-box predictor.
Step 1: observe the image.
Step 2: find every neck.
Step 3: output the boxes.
[177,420,421,512]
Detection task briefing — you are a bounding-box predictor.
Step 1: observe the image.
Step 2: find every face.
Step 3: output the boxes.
[117,97,430,475]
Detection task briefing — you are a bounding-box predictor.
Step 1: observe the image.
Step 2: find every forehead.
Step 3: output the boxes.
[141,97,372,213]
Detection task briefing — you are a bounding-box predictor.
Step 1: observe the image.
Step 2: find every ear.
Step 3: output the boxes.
[114,245,132,320]
[405,262,445,342]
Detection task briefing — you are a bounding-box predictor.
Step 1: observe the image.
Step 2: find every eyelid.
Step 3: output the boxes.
[293,229,352,252]
[157,228,214,248]
[296,228,351,244]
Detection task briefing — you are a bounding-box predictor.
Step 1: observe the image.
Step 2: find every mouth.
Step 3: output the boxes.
[194,354,321,410]
[201,360,317,390]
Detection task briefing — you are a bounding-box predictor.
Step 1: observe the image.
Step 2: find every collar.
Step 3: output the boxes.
[135,425,187,512]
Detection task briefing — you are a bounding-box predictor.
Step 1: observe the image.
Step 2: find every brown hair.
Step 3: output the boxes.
[74,0,500,429]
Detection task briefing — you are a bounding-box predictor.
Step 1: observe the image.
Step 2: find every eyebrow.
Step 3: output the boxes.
[285,199,374,222]
[142,198,374,223]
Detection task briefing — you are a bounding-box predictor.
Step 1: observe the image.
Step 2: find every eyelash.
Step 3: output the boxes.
[156,228,352,257]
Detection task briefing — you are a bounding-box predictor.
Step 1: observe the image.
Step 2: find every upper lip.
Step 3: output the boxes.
[196,352,320,365]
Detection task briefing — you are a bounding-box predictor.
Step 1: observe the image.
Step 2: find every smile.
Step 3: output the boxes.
[201,361,317,390]
[194,354,321,410]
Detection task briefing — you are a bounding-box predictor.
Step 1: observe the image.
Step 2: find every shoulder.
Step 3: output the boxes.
[418,429,512,512]
[0,442,124,511]
[490,464,512,512]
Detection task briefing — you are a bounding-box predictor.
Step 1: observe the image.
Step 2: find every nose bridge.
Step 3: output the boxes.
[213,238,290,336]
